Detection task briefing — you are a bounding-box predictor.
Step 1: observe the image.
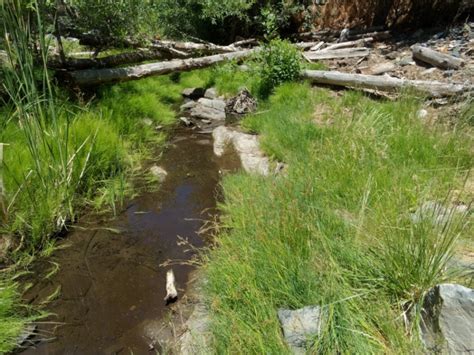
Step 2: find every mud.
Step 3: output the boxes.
[20,129,240,354]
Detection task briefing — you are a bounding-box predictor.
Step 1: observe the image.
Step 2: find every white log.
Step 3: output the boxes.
[70,49,256,86]
[412,45,464,70]
[310,42,325,51]
[164,269,178,304]
[301,70,470,97]
[304,48,370,61]
[322,37,373,52]
[153,40,238,54]
[295,41,322,50]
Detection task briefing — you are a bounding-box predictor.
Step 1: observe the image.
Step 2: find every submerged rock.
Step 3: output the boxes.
[212,126,269,176]
[421,283,474,354]
[149,165,168,183]
[278,306,324,354]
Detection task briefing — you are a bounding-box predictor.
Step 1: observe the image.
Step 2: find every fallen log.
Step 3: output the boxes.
[310,42,325,51]
[349,30,391,41]
[322,37,373,52]
[151,38,256,56]
[295,41,323,50]
[297,26,386,42]
[412,45,464,70]
[70,49,256,86]
[301,70,470,97]
[48,48,165,70]
[304,48,370,61]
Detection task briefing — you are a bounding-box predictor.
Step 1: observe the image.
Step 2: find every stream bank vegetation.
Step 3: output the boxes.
[203,83,472,352]
[0,1,215,351]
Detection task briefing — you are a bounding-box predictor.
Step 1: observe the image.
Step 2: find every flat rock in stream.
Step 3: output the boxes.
[421,284,474,354]
[191,98,226,121]
[212,126,270,176]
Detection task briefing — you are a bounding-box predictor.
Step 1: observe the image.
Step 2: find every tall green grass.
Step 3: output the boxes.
[204,83,472,353]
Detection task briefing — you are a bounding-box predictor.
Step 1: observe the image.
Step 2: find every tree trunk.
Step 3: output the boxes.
[412,45,464,70]
[70,49,256,86]
[301,70,470,97]
[322,37,373,51]
[49,49,166,70]
[304,48,370,61]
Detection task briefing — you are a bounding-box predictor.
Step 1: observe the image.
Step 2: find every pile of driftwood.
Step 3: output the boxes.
[55,27,472,98]
[295,28,470,97]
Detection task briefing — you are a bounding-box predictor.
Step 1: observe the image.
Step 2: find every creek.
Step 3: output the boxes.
[21,127,240,354]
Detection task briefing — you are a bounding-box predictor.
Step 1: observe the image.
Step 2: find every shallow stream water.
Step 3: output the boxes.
[20,128,239,354]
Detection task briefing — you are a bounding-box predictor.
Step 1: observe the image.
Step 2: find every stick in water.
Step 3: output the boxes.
[164,269,178,304]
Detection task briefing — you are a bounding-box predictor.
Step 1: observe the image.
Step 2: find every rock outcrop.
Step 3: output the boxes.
[421,283,474,354]
[212,126,270,176]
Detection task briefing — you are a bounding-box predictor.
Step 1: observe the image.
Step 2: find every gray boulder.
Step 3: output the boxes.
[198,98,226,111]
[204,88,217,99]
[212,126,270,176]
[411,201,469,227]
[421,283,474,354]
[180,100,197,112]
[277,306,324,354]
[191,99,226,121]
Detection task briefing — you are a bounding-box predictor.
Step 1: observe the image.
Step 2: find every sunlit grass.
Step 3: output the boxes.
[205,83,473,353]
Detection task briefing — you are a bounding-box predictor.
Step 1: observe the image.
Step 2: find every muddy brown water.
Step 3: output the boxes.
[20,128,240,354]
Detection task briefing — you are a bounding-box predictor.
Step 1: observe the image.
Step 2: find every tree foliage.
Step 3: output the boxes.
[70,0,159,43]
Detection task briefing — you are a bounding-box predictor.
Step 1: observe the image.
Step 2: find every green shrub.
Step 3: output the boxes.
[256,39,301,98]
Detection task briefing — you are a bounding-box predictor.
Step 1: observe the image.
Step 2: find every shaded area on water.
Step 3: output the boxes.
[21,129,240,354]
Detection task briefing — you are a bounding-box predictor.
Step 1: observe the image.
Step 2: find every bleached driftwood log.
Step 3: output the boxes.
[48,49,165,70]
[151,38,257,56]
[164,269,178,304]
[412,45,464,70]
[70,49,256,86]
[304,48,370,61]
[295,41,323,50]
[301,70,470,97]
[322,37,373,52]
